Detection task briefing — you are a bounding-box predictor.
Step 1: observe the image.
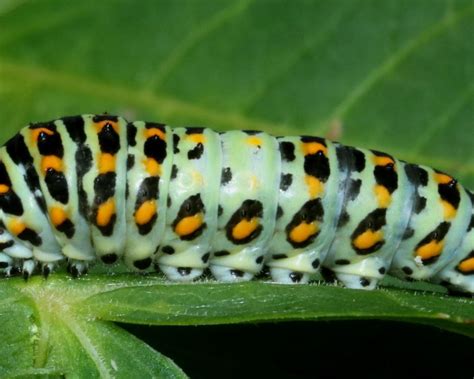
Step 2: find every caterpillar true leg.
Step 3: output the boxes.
[0,252,13,273]
[66,260,89,278]
[21,259,36,279]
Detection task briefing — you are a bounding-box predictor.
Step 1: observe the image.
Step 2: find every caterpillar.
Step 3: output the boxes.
[0,114,472,294]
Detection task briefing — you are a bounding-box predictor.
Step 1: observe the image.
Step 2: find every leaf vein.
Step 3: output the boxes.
[149,0,253,89]
[242,0,358,112]
[64,318,113,378]
[317,3,474,134]
[0,58,473,179]
[410,84,474,155]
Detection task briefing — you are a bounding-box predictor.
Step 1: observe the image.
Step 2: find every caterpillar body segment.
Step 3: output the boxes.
[430,190,474,293]
[321,147,411,289]
[0,138,63,264]
[0,114,472,294]
[20,117,95,264]
[266,136,342,284]
[390,166,472,281]
[156,127,222,281]
[209,130,280,282]
[83,115,129,264]
[125,121,173,271]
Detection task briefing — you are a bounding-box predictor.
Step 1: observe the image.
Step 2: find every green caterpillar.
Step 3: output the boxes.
[0,114,472,293]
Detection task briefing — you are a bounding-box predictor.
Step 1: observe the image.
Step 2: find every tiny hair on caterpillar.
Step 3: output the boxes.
[0,114,472,294]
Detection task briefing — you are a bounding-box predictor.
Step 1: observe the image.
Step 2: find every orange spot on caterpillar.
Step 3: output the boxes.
[305,175,323,198]
[135,200,157,225]
[144,158,161,176]
[246,136,262,147]
[94,120,119,134]
[373,156,395,167]
[0,184,10,194]
[232,217,259,240]
[441,200,457,219]
[192,171,204,186]
[9,219,26,236]
[174,213,203,237]
[96,199,115,227]
[458,257,474,273]
[301,142,328,156]
[435,172,454,185]
[248,175,260,190]
[41,156,63,173]
[99,153,116,174]
[289,222,319,244]
[416,240,444,261]
[375,185,391,208]
[31,127,54,144]
[187,134,206,144]
[353,230,384,251]
[145,128,166,141]
[50,207,68,227]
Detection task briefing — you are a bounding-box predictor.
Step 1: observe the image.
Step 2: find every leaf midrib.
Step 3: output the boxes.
[0,58,473,180]
[18,282,113,377]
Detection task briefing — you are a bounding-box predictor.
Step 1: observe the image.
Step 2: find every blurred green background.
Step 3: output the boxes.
[1,0,473,187]
[1,0,473,377]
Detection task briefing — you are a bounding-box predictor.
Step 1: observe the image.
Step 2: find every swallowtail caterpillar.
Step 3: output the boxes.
[0,114,472,294]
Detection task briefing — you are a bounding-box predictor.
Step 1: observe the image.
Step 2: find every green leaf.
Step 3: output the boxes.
[0,274,473,376]
[0,0,474,377]
[0,277,186,379]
